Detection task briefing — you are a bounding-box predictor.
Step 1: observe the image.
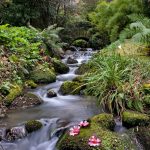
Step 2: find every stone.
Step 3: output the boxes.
[30,64,56,83]
[59,81,83,95]
[52,58,69,74]
[25,120,42,133]
[47,90,57,98]
[67,57,78,64]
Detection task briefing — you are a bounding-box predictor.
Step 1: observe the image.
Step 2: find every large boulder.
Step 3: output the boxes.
[122,111,150,128]
[59,81,83,95]
[30,64,56,83]
[25,120,42,133]
[57,113,136,150]
[52,58,69,74]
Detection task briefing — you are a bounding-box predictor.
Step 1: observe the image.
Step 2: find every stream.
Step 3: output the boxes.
[0,48,102,150]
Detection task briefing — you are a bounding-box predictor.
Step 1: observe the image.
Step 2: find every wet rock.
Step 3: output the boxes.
[47,90,57,98]
[67,57,78,64]
[6,126,26,141]
[25,120,42,133]
[59,81,84,95]
[122,111,150,128]
[10,92,42,109]
[52,58,69,74]
[58,113,136,150]
[30,64,56,83]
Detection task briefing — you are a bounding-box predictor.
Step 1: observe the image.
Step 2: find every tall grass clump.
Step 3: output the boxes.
[84,53,150,115]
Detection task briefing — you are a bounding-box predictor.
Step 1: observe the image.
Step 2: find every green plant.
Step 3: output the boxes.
[84,53,150,115]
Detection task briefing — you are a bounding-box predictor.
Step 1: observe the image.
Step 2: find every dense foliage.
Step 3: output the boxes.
[85,52,150,115]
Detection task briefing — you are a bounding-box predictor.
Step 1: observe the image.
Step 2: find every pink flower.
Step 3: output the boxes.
[79,120,89,127]
[88,136,101,147]
[69,126,80,136]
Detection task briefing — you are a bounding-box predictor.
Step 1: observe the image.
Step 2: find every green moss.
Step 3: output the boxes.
[72,76,84,83]
[30,65,56,83]
[52,58,69,74]
[4,84,22,107]
[92,113,115,130]
[25,120,42,133]
[75,63,91,75]
[72,39,88,48]
[58,113,136,150]
[25,80,37,89]
[122,111,150,128]
[59,81,83,95]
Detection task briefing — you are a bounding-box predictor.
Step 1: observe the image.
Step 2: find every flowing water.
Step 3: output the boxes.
[0,48,102,150]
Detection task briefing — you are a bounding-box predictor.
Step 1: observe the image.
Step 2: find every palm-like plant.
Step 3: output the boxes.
[84,53,148,115]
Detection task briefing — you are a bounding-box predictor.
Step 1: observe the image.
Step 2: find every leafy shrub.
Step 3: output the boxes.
[84,53,150,115]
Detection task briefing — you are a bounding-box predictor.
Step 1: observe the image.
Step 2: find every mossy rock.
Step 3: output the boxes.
[72,76,84,83]
[4,84,23,107]
[58,113,136,150]
[52,58,69,74]
[59,81,83,95]
[122,111,150,128]
[25,120,42,133]
[92,113,115,130]
[30,65,56,83]
[25,80,37,89]
[75,63,91,75]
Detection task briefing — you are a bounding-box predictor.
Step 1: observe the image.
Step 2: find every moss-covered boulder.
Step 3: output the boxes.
[58,113,136,150]
[75,63,91,75]
[30,65,56,83]
[25,80,37,89]
[10,92,42,109]
[25,120,42,133]
[52,58,69,74]
[92,113,115,130]
[4,84,23,107]
[59,81,83,95]
[122,111,150,128]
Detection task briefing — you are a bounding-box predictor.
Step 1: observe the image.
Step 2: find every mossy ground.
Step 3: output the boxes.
[58,113,136,150]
